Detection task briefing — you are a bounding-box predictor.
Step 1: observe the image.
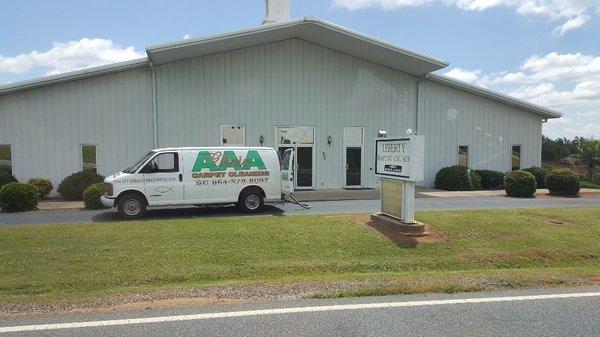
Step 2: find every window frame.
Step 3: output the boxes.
[80,144,98,173]
[511,144,522,170]
[140,152,180,174]
[0,144,12,175]
[457,145,469,167]
[220,125,246,146]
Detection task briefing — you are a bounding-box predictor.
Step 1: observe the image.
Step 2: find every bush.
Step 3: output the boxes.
[434,166,482,191]
[523,166,549,188]
[546,168,581,196]
[83,183,106,210]
[0,182,40,212]
[473,170,505,190]
[0,171,18,188]
[57,171,104,201]
[27,178,53,199]
[504,170,537,198]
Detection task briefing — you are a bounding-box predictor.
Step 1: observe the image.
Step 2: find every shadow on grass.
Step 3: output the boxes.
[365,219,419,248]
[90,205,285,223]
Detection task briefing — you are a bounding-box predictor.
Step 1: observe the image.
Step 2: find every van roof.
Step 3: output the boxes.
[152,146,276,152]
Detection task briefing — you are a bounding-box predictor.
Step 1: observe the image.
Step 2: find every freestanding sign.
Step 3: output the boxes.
[372,135,426,235]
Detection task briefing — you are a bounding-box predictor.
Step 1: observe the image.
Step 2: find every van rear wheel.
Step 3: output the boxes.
[239,190,264,213]
[117,193,147,220]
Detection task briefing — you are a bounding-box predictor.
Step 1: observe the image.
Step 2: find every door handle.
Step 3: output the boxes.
[179,174,183,182]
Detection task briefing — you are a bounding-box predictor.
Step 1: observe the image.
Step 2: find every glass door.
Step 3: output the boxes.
[276,126,315,190]
[343,127,364,188]
[345,147,362,187]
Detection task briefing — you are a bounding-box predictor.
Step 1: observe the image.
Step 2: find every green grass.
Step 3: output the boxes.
[1,208,599,306]
[581,180,600,189]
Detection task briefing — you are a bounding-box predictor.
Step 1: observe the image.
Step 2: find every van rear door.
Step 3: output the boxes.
[281,148,294,194]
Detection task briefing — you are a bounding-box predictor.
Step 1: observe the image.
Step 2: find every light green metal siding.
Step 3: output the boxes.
[419,79,543,186]
[155,38,418,188]
[0,67,153,189]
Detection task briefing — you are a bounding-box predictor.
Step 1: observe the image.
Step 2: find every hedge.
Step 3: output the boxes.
[434,166,482,191]
[27,178,53,200]
[546,168,580,196]
[83,183,106,210]
[524,166,549,188]
[0,182,40,212]
[473,170,505,190]
[504,170,537,198]
[57,171,104,201]
[0,171,18,189]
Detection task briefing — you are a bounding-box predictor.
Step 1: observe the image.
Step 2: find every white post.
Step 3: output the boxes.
[402,181,416,224]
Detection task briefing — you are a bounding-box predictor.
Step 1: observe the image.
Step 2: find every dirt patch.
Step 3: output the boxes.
[345,214,446,245]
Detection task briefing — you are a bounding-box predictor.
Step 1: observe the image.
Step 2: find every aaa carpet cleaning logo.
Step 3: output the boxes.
[191,150,270,180]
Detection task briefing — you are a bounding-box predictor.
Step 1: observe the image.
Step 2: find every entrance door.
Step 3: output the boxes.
[343,127,364,188]
[140,151,184,205]
[276,126,315,190]
[345,147,362,187]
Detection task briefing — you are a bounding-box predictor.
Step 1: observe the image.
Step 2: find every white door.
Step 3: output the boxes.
[140,152,184,205]
[281,148,294,194]
[276,126,315,190]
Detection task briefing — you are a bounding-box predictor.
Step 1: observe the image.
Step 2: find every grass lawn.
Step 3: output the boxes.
[1,207,599,308]
[581,180,600,189]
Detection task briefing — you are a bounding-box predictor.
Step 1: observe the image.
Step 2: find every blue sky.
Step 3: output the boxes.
[1,0,599,138]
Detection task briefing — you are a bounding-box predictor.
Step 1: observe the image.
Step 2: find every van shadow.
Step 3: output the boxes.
[90,205,285,222]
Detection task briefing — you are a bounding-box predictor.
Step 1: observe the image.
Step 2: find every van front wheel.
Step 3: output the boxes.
[117,193,147,220]
[239,190,264,213]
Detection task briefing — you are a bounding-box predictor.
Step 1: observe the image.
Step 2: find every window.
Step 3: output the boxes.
[512,145,522,170]
[221,125,245,146]
[81,145,97,173]
[142,152,179,173]
[0,144,11,175]
[458,146,469,167]
[276,126,314,145]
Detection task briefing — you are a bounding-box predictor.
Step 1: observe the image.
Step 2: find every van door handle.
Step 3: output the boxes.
[179,174,183,182]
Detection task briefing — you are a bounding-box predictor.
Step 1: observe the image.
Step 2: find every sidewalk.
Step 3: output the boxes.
[420,188,600,198]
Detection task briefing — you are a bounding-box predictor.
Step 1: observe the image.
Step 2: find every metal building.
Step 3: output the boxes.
[0,14,561,193]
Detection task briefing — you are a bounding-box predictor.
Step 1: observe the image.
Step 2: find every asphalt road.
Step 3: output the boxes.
[0,196,599,226]
[1,287,599,336]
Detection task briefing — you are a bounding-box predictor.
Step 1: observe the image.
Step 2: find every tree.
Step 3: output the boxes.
[542,135,571,162]
[577,138,600,181]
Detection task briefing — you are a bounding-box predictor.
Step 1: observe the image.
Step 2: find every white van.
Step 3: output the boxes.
[101,147,295,219]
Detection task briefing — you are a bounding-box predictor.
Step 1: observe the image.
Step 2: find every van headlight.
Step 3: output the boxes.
[105,183,113,196]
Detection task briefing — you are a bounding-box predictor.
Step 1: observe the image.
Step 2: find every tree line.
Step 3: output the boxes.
[542,136,599,180]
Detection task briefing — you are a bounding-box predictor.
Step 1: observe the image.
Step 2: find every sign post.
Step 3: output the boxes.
[372,135,427,236]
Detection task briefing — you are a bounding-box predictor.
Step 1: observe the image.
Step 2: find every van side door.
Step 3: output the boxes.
[139,151,184,206]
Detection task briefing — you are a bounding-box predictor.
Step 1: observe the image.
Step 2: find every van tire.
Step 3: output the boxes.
[238,190,264,213]
[117,193,147,220]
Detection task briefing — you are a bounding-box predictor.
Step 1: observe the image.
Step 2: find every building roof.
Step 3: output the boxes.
[146,17,449,77]
[426,74,562,119]
[0,58,149,96]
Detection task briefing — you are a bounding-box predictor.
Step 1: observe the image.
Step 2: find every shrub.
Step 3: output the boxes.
[0,171,18,188]
[434,166,482,191]
[473,170,505,190]
[545,168,581,196]
[83,183,106,210]
[57,171,104,201]
[504,170,537,198]
[523,166,549,188]
[0,182,40,212]
[27,178,53,199]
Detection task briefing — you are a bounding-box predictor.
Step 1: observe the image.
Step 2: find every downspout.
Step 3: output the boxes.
[150,60,158,148]
[415,76,424,133]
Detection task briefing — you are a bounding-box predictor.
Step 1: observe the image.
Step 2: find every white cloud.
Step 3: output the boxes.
[332,0,599,35]
[182,34,192,40]
[0,38,145,77]
[443,67,481,83]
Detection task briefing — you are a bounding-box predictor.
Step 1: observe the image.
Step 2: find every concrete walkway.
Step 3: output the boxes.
[420,188,600,198]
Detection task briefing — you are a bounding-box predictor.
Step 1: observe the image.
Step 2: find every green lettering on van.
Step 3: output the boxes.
[192,150,266,172]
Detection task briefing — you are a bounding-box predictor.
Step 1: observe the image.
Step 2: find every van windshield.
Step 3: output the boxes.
[123,151,154,173]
